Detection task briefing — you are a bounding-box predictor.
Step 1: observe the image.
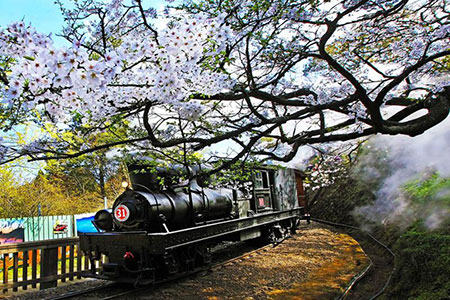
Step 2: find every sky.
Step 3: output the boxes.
[0,0,169,44]
[0,0,68,43]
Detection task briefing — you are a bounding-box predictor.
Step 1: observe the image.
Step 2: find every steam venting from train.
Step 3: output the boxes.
[352,117,450,230]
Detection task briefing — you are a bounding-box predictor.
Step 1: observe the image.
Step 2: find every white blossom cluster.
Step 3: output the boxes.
[0,2,234,124]
[306,155,348,191]
[107,11,234,119]
[0,21,122,121]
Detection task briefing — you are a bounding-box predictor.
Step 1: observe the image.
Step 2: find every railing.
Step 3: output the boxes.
[0,237,100,293]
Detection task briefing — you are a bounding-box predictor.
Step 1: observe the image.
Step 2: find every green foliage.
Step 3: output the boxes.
[401,173,450,233]
[432,55,450,72]
[389,232,450,300]
[0,165,95,217]
[404,173,450,205]
[0,166,24,217]
[0,151,127,217]
[213,160,262,188]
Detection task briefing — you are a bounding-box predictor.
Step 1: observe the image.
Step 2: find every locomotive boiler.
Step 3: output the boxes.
[94,180,235,233]
[79,163,308,285]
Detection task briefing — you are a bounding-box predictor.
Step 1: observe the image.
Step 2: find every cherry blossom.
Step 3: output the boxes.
[0,4,234,125]
[0,0,448,171]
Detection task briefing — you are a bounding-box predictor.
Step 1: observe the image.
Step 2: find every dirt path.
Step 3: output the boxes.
[132,224,370,300]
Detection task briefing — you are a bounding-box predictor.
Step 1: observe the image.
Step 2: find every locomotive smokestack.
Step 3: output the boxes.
[127,162,191,192]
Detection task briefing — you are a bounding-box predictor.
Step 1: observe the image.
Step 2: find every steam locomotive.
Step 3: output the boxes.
[79,163,308,285]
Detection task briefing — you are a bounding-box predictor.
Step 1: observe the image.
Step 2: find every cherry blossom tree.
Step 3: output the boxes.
[0,0,448,175]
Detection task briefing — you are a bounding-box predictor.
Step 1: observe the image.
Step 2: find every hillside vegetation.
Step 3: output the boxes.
[309,146,450,300]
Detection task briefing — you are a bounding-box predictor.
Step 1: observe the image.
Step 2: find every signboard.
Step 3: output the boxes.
[53,220,69,234]
[114,205,130,222]
[0,219,25,244]
[258,197,265,207]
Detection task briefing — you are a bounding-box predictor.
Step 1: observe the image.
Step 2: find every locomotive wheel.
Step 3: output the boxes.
[163,253,180,276]
[265,224,283,243]
[159,244,212,280]
[265,220,296,243]
[178,245,197,271]
[291,218,300,234]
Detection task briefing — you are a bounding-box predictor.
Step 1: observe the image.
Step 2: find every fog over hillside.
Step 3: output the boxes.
[352,116,450,230]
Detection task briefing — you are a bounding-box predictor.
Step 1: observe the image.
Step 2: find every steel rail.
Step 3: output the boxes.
[311,218,396,300]
[45,282,118,300]
[98,241,277,300]
[45,240,278,300]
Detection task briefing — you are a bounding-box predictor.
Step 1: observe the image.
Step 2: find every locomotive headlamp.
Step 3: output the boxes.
[121,181,129,188]
[93,209,113,231]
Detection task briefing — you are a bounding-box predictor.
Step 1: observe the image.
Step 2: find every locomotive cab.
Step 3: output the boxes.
[248,168,307,214]
[252,169,276,212]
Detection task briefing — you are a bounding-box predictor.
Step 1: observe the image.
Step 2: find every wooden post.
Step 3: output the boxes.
[2,254,8,293]
[22,250,28,290]
[12,253,18,292]
[69,245,74,281]
[40,247,58,290]
[76,245,82,279]
[32,250,37,288]
[61,246,66,282]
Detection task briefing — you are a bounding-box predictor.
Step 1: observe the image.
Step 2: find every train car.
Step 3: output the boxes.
[79,164,308,285]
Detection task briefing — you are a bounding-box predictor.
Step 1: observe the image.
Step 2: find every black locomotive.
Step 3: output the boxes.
[79,163,308,285]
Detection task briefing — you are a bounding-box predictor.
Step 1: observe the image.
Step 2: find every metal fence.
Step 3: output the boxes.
[24,215,75,241]
[0,214,96,244]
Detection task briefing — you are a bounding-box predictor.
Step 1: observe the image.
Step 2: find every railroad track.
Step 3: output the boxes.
[41,222,393,300]
[45,241,276,300]
[44,282,119,300]
[312,218,396,300]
